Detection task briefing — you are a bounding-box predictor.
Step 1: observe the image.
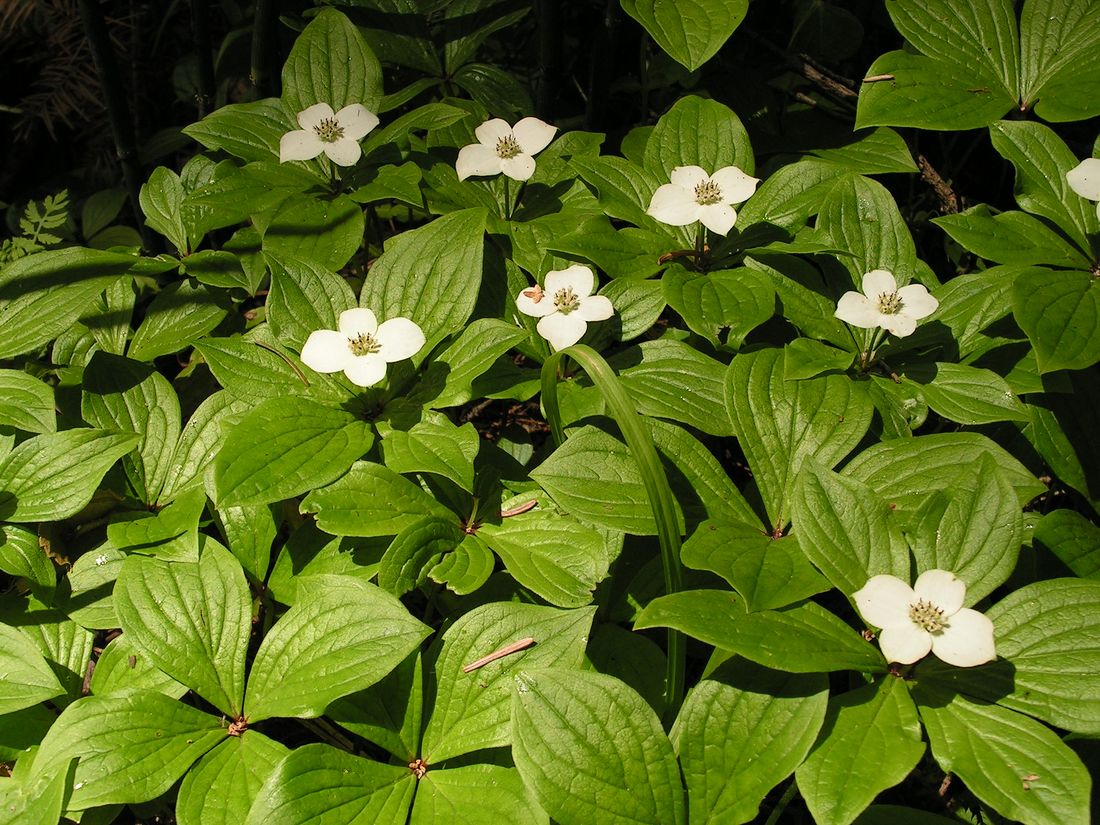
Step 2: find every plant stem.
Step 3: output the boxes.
[763,779,799,825]
[190,0,216,117]
[694,224,707,271]
[251,0,279,98]
[76,0,154,252]
[584,0,620,131]
[534,0,561,121]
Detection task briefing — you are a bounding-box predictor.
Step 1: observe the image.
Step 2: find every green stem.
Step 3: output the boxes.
[763,779,799,825]
[540,344,685,720]
[694,224,707,271]
[189,0,216,117]
[250,0,279,98]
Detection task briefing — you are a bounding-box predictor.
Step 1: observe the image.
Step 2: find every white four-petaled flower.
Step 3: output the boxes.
[280,103,380,167]
[853,570,995,667]
[456,117,557,182]
[515,264,614,351]
[300,308,425,387]
[646,165,760,235]
[1067,157,1100,221]
[834,269,938,338]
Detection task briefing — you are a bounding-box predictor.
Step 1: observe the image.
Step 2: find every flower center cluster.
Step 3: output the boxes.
[876,291,903,315]
[348,332,382,356]
[313,117,345,144]
[908,599,946,633]
[694,179,723,205]
[553,287,580,314]
[496,134,522,159]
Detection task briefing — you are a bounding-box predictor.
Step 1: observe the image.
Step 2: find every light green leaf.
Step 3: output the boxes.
[1018,0,1100,122]
[185,162,317,233]
[376,516,465,597]
[139,167,189,254]
[745,254,850,346]
[569,154,668,230]
[790,458,910,596]
[262,194,365,272]
[797,677,925,825]
[182,98,291,163]
[1012,268,1100,373]
[115,541,250,717]
[0,623,65,714]
[0,370,55,434]
[586,624,667,717]
[381,418,479,492]
[177,733,289,825]
[0,524,55,601]
[661,267,775,348]
[1033,509,1100,579]
[245,745,414,825]
[32,690,224,811]
[216,503,278,583]
[302,460,453,537]
[160,391,252,503]
[908,362,1030,425]
[327,650,422,761]
[932,206,1091,268]
[244,576,430,722]
[88,634,187,699]
[643,95,754,177]
[600,276,666,341]
[359,208,487,350]
[675,659,828,825]
[634,589,746,650]
[0,429,140,522]
[784,338,854,379]
[81,352,181,503]
[0,760,71,825]
[512,668,685,825]
[421,602,594,762]
[9,602,94,708]
[128,279,230,361]
[195,336,316,401]
[620,0,746,71]
[914,684,1091,825]
[411,764,548,825]
[418,318,528,409]
[281,7,384,116]
[725,348,873,531]
[429,534,495,595]
[214,397,374,508]
[810,128,917,174]
[266,254,358,351]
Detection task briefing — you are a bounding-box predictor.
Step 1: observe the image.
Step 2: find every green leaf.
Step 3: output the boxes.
[430,534,495,595]
[195,336,316,401]
[600,277,666,341]
[181,249,253,292]
[139,167,189,254]
[362,104,469,159]
[216,503,279,583]
[0,370,55,434]
[810,128,918,174]
[909,362,1030,424]
[0,429,140,522]
[380,418,479,492]
[420,602,594,762]
[244,575,430,722]
[643,95,754,177]
[586,624,667,718]
[480,495,612,608]
[0,247,135,359]
[214,397,374,508]
[265,254,357,351]
[842,432,1043,516]
[1012,268,1100,373]
[128,279,230,362]
[1033,509,1100,579]
[989,120,1098,252]
[411,764,548,825]
[107,488,207,564]
[0,758,70,825]
[88,634,187,699]
[420,318,529,408]
[0,622,65,714]
[620,0,746,70]
[81,352,181,503]
[327,650,422,761]
[725,348,873,531]
[608,339,732,436]
[359,208,487,350]
[797,677,925,825]
[661,267,775,347]
[932,206,1091,268]
[177,733,289,825]
[675,659,828,825]
[182,98,291,163]
[914,684,1091,825]
[790,458,910,596]
[920,578,1100,735]
[32,690,224,811]
[262,194,365,272]
[281,7,384,116]
[185,162,317,233]
[784,338,854,379]
[115,542,250,717]
[347,161,424,206]
[1018,0,1100,122]
[376,516,465,597]
[302,461,453,537]
[745,254,850,346]
[160,391,252,503]
[639,595,884,673]
[512,668,685,825]
[0,524,55,601]
[569,155,667,230]
[244,745,414,825]
[681,519,829,611]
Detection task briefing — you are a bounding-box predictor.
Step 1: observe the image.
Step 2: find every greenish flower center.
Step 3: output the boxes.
[553,287,580,314]
[348,332,381,356]
[314,117,345,143]
[908,599,946,633]
[496,134,522,159]
[877,291,903,315]
[694,179,723,205]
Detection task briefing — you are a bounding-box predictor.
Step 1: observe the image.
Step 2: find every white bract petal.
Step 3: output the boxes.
[298,309,424,387]
[515,264,614,350]
[853,570,995,667]
[834,268,938,338]
[647,164,757,235]
[281,102,378,167]
[457,117,557,181]
[1066,157,1100,202]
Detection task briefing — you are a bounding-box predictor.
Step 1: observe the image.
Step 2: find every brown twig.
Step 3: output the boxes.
[916,153,960,214]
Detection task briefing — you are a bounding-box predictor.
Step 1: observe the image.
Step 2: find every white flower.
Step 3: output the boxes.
[515,264,614,351]
[853,570,995,667]
[834,269,938,338]
[279,103,379,167]
[1067,157,1100,221]
[299,308,425,387]
[456,117,557,182]
[646,165,760,235]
